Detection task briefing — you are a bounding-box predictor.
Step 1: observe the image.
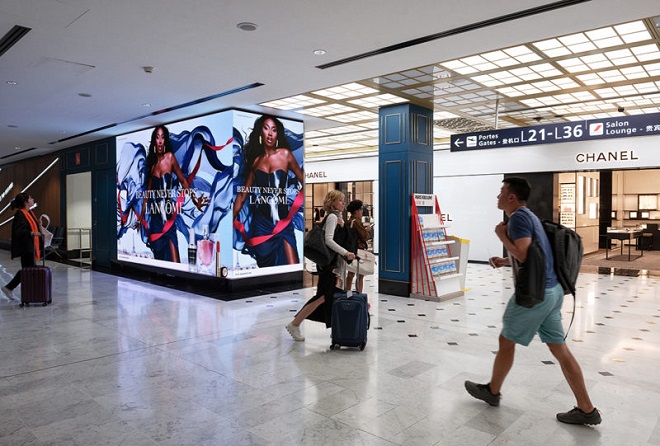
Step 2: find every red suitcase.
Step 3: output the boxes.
[20,266,52,307]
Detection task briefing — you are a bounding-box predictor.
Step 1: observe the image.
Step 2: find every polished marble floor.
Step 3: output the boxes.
[1,251,659,445]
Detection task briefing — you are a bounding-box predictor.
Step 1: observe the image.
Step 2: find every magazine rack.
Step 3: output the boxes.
[410,194,466,301]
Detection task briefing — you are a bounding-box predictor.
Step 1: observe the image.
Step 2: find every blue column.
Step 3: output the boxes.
[378,103,433,296]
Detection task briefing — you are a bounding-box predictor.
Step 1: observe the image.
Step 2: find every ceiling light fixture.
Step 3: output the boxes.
[237,22,258,31]
[313,49,326,56]
[6,80,17,85]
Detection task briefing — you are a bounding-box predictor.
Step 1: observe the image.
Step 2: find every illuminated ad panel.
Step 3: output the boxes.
[231,111,304,278]
[116,110,304,279]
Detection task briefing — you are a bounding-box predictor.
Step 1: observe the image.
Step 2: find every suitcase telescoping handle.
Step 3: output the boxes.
[354,254,360,292]
[345,252,361,293]
[34,234,45,267]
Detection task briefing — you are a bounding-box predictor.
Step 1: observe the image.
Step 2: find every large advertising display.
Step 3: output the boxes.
[116,110,304,279]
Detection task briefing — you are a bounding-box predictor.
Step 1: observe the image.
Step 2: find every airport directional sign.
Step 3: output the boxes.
[450,112,660,152]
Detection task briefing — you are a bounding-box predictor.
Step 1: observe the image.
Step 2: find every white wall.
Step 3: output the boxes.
[306,132,660,262]
[434,174,504,262]
[305,155,378,184]
[305,156,503,262]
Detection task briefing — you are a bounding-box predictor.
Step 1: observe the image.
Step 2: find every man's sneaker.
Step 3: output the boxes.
[285,323,305,341]
[1,286,15,301]
[556,407,602,425]
[464,381,501,406]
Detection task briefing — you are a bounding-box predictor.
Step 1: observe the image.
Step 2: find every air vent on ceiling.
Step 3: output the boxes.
[434,118,494,134]
[0,25,31,58]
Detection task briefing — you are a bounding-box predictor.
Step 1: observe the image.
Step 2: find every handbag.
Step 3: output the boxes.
[334,219,356,254]
[39,214,54,248]
[346,248,375,275]
[304,217,336,267]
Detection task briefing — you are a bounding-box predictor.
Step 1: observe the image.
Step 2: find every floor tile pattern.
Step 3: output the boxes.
[1,252,659,445]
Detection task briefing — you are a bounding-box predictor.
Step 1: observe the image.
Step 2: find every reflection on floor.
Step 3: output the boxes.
[582,248,660,276]
[0,251,659,445]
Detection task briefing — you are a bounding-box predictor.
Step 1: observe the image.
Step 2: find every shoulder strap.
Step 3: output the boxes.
[564,292,576,341]
[513,207,537,240]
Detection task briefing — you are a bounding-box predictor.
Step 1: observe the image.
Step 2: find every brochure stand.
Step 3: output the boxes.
[410,194,467,301]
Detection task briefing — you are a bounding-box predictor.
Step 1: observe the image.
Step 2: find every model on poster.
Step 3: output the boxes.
[233,114,304,267]
[117,118,234,273]
[139,125,208,262]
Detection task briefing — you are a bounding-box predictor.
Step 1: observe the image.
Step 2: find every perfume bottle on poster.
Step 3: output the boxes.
[187,230,197,272]
[196,225,215,275]
[215,241,222,277]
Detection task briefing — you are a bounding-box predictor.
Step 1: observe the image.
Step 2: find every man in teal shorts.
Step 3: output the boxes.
[464,177,601,426]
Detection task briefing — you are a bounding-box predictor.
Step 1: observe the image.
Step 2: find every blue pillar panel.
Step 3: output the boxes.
[378,104,433,295]
[383,112,404,144]
[382,159,405,273]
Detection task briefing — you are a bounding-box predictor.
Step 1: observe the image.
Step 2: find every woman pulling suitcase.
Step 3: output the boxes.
[2,193,43,301]
[285,190,356,341]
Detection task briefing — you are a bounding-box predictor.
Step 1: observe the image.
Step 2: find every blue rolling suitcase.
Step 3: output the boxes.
[330,261,370,351]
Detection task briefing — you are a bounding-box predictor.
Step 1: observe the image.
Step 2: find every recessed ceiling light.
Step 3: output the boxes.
[6,81,17,85]
[142,103,151,107]
[313,49,326,56]
[59,130,66,134]
[236,22,258,31]
[78,93,92,98]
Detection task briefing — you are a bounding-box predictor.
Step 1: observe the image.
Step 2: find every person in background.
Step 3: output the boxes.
[464,177,601,425]
[344,199,371,295]
[2,193,43,301]
[285,190,356,341]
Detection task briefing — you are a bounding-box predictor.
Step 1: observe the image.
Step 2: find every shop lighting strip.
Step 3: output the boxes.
[0,157,60,221]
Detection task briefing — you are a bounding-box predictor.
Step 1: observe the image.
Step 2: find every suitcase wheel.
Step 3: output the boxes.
[42,302,48,307]
[359,342,366,351]
[330,344,339,350]
[19,302,25,308]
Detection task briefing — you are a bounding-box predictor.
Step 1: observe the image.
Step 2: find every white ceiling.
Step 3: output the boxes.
[1,0,659,164]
